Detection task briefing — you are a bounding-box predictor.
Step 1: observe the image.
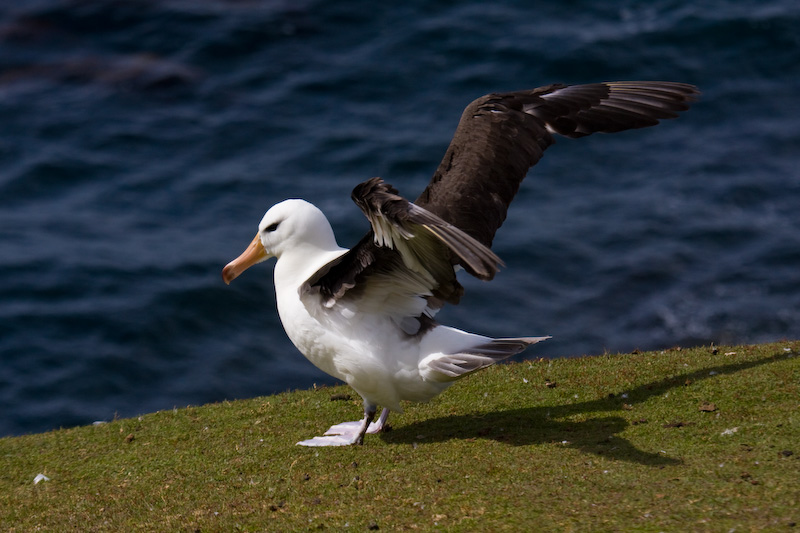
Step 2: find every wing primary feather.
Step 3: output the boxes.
[416,81,699,248]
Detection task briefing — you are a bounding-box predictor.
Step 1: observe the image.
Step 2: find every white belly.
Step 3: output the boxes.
[275,287,455,411]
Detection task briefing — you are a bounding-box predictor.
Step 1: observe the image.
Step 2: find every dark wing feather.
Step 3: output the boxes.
[416,81,699,248]
[302,231,385,305]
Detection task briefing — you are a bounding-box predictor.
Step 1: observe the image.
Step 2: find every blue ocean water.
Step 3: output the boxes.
[1,0,798,437]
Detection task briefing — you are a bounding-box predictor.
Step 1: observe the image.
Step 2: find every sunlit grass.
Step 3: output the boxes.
[2,341,798,531]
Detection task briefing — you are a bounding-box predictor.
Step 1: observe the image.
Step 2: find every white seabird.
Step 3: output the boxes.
[222,81,699,446]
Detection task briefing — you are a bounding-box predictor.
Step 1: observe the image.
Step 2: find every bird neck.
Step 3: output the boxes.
[274,244,348,292]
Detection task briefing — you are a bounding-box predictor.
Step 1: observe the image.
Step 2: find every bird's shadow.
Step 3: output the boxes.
[382,351,789,466]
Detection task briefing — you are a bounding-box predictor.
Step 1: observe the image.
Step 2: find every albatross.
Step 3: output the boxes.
[222,81,699,446]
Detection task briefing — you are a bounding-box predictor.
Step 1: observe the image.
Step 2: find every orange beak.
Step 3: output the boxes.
[222,233,269,285]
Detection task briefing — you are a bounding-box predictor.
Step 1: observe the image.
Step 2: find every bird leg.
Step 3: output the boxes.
[297,405,390,447]
[371,407,390,433]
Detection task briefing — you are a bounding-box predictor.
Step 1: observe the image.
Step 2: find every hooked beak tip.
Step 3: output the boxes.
[222,233,268,285]
[221,263,237,285]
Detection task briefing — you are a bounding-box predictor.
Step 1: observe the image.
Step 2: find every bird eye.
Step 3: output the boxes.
[264,222,280,233]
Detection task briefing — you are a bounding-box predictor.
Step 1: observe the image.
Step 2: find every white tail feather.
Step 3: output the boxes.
[421,336,550,382]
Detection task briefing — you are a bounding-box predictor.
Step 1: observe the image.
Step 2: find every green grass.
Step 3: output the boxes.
[2,342,798,532]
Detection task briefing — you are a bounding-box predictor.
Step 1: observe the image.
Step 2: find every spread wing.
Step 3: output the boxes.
[302,81,699,333]
[416,81,699,247]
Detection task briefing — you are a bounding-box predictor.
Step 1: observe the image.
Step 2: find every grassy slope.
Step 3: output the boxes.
[1,341,798,532]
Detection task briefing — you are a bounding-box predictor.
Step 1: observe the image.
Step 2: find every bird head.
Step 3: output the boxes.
[222,199,336,284]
